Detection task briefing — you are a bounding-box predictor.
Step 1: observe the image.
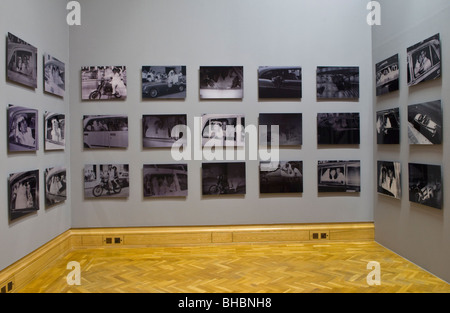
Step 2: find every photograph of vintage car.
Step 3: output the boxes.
[317,113,360,145]
[8,170,39,222]
[377,161,401,199]
[201,114,245,147]
[143,114,187,148]
[84,164,129,199]
[8,105,38,152]
[318,160,361,193]
[199,66,243,99]
[83,115,129,149]
[44,167,67,207]
[260,161,303,194]
[317,66,359,99]
[7,32,37,89]
[202,162,246,196]
[142,66,186,99]
[376,54,399,96]
[258,66,302,99]
[81,66,127,100]
[408,163,442,210]
[376,108,400,144]
[45,112,65,151]
[407,100,442,145]
[259,113,302,147]
[44,53,65,97]
[143,164,188,198]
[407,33,441,87]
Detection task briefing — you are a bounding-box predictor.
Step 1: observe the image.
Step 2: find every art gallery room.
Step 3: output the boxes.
[0,0,449,299]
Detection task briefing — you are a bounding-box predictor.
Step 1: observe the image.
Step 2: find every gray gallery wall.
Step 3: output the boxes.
[0,0,71,271]
[372,0,450,283]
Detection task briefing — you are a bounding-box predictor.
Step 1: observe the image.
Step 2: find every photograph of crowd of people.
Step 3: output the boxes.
[45,112,65,150]
[259,113,302,147]
[376,54,399,96]
[316,66,359,99]
[44,53,65,97]
[142,66,186,99]
[45,167,67,206]
[9,170,39,222]
[408,100,442,145]
[84,164,130,199]
[317,113,360,145]
[142,114,187,148]
[7,32,37,89]
[407,33,441,87]
[199,66,243,99]
[81,66,127,100]
[258,66,302,99]
[377,161,401,199]
[8,105,38,152]
[83,115,129,149]
[202,162,246,195]
[376,108,400,144]
[318,160,361,193]
[260,161,303,194]
[408,163,442,210]
[143,164,188,198]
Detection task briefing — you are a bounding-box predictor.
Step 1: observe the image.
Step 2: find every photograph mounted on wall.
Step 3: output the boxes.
[258,66,302,99]
[44,167,67,207]
[202,162,246,195]
[407,100,442,145]
[316,66,359,99]
[84,164,130,199]
[81,66,127,100]
[45,112,65,151]
[44,53,65,97]
[201,114,245,147]
[408,163,442,210]
[142,66,186,99]
[318,160,361,193]
[407,33,441,87]
[377,161,401,199]
[142,114,187,148]
[83,115,129,149]
[8,169,39,222]
[6,32,37,89]
[8,105,38,152]
[259,113,302,147]
[260,161,303,194]
[199,66,243,99]
[143,164,188,198]
[375,54,399,96]
[376,108,400,144]
[317,113,360,145]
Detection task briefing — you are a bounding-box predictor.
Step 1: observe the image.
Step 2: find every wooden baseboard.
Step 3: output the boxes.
[0,222,374,292]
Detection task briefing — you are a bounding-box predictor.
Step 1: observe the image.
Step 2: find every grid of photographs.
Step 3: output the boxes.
[202,162,246,195]
[259,113,302,147]
[407,33,441,87]
[7,33,38,89]
[81,66,127,100]
[318,161,361,193]
[143,114,187,148]
[317,66,359,99]
[199,66,243,99]
[44,53,65,97]
[407,100,442,145]
[376,54,399,96]
[8,105,39,152]
[317,113,360,145]
[9,170,40,222]
[142,66,186,99]
[260,161,303,194]
[376,108,400,144]
[377,161,401,199]
[84,164,130,199]
[45,112,66,151]
[83,115,129,149]
[143,164,188,198]
[258,66,302,99]
[44,167,67,207]
[408,163,442,210]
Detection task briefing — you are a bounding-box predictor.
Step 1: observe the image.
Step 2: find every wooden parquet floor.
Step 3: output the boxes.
[18,241,450,293]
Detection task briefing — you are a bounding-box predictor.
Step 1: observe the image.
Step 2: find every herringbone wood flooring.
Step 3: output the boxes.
[18,241,449,293]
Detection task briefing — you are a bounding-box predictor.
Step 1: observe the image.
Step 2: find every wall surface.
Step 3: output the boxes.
[0,0,71,271]
[373,0,450,282]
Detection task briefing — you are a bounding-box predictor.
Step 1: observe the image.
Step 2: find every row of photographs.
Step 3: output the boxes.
[9,160,441,222]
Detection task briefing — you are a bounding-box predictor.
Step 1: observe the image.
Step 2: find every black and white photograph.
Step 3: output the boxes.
[318,160,361,193]
[84,164,130,199]
[81,66,127,100]
[376,108,400,144]
[408,163,442,210]
[143,164,188,198]
[407,33,441,87]
[316,66,359,99]
[259,113,302,147]
[202,162,246,195]
[376,54,399,96]
[83,115,129,149]
[260,161,303,194]
[8,170,39,222]
[44,167,67,206]
[317,113,360,145]
[142,66,186,99]
[258,66,302,99]
[8,105,38,152]
[143,114,187,148]
[45,112,65,150]
[199,66,243,99]
[408,100,442,145]
[201,114,246,147]
[6,32,37,89]
[44,53,65,97]
[377,161,401,199]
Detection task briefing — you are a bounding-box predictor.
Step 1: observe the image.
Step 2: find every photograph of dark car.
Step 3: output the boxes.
[407,33,441,87]
[318,160,361,193]
[376,54,399,96]
[258,66,302,99]
[142,66,186,99]
[317,66,359,99]
[9,170,40,222]
[7,32,37,89]
[407,100,442,145]
[8,105,39,152]
[408,163,442,210]
[376,108,400,144]
[260,161,303,194]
